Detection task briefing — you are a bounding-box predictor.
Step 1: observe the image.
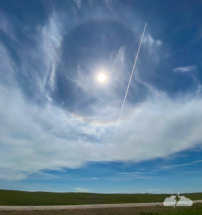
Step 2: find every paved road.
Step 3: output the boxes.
[0,200,202,211]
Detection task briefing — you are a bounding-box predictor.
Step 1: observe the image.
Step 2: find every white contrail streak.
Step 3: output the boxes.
[118,24,147,174]
[115,23,147,133]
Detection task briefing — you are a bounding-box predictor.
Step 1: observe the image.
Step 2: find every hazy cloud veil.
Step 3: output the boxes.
[0,1,202,181]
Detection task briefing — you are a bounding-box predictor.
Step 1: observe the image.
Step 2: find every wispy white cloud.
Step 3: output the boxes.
[143,160,202,173]
[117,171,156,180]
[104,0,113,10]
[111,46,125,66]
[173,65,196,73]
[0,168,27,181]
[182,171,202,174]
[40,12,62,93]
[33,172,69,180]
[118,160,202,176]
[0,11,16,40]
[161,160,202,169]
[73,0,81,9]
[1,55,202,181]
[141,34,162,66]
[143,34,162,47]
[149,189,160,192]
[1,10,202,182]
[74,187,90,192]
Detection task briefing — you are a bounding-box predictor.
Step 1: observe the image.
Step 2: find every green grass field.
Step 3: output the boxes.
[0,189,202,206]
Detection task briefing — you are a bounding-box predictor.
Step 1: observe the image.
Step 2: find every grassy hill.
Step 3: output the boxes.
[0,189,202,206]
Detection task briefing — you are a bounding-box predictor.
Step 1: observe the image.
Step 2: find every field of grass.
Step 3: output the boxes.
[0,204,202,215]
[0,189,202,206]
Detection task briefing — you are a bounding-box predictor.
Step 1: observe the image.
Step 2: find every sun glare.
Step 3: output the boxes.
[98,73,106,82]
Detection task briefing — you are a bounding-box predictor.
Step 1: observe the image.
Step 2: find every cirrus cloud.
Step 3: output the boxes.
[0,10,202,182]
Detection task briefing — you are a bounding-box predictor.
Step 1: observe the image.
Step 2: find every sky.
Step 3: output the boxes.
[0,0,202,194]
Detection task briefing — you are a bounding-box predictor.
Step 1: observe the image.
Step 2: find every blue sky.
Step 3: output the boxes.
[0,0,202,194]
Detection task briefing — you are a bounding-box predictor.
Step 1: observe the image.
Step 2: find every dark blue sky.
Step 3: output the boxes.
[0,0,202,193]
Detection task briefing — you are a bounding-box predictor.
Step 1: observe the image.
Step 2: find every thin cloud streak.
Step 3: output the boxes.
[161,160,202,169]
[73,0,81,9]
[118,159,202,176]
[173,65,196,73]
[74,187,90,192]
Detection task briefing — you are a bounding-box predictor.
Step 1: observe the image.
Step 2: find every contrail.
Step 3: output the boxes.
[115,23,147,175]
[115,23,147,133]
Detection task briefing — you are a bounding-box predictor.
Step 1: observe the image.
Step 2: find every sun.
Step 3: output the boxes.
[98,73,106,82]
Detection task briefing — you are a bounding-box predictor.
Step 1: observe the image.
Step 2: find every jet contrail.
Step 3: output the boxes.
[115,23,147,133]
[115,23,147,175]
